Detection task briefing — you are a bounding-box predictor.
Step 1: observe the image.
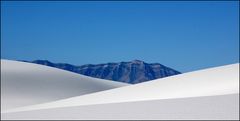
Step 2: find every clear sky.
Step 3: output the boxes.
[1,1,239,72]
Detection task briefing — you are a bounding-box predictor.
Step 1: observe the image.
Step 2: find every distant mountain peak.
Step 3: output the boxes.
[131,59,145,64]
[23,60,181,84]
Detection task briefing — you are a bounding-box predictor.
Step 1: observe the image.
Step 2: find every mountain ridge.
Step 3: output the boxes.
[21,60,181,84]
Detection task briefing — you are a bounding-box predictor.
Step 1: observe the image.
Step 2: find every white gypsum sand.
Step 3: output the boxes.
[2,63,239,114]
[1,94,239,120]
[1,59,129,111]
[1,60,239,120]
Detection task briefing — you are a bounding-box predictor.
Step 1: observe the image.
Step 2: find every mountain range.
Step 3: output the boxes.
[21,60,181,84]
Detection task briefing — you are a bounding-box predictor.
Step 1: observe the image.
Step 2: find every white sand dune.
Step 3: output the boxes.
[1,60,239,120]
[2,94,239,120]
[1,59,129,111]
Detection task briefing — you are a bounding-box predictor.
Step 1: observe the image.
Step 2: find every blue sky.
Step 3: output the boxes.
[1,1,239,72]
